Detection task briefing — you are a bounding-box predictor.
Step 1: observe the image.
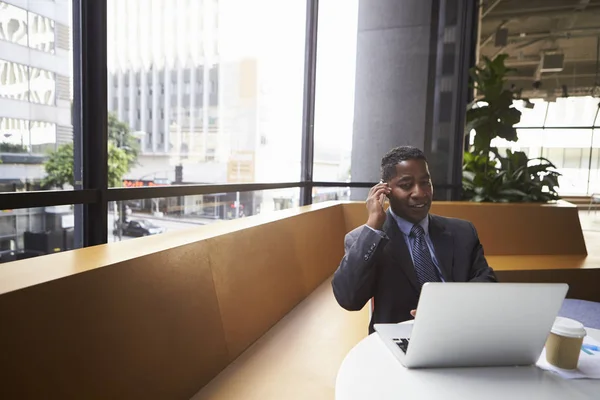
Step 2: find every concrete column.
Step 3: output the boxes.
[351,0,434,199]
[350,0,474,201]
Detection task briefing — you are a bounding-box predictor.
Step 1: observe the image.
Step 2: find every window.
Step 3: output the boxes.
[545,98,599,127]
[311,186,351,203]
[206,148,216,162]
[0,205,80,264]
[108,189,300,242]
[589,142,600,194]
[541,128,593,195]
[313,0,358,182]
[29,67,56,105]
[502,97,600,195]
[0,2,74,201]
[1,117,30,153]
[564,149,585,169]
[107,0,307,188]
[543,148,564,169]
[0,2,28,47]
[514,99,548,127]
[30,120,57,154]
[0,61,57,105]
[28,11,55,53]
[0,60,29,101]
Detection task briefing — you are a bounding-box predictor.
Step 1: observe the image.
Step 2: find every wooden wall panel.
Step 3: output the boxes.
[292,206,346,292]
[208,205,347,361]
[342,201,368,234]
[207,222,307,360]
[341,201,587,256]
[0,242,229,400]
[430,202,586,256]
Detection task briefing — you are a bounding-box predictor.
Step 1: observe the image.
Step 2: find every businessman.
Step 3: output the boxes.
[332,146,497,333]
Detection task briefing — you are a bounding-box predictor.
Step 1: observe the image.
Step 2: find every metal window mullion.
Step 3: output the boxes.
[299,0,319,206]
[74,0,109,246]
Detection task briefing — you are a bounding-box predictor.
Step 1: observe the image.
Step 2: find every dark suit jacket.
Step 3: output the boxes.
[331,211,497,333]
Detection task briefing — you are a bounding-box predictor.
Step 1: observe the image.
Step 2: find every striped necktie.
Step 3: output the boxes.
[410,224,441,286]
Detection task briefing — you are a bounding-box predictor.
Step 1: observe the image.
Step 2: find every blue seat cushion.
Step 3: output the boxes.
[558,299,600,330]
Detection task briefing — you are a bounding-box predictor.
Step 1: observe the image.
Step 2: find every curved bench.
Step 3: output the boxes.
[0,201,596,399]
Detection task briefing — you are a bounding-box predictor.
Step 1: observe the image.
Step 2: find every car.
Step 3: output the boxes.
[113,219,166,237]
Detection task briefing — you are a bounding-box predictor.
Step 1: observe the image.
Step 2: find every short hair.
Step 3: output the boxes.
[380,146,427,181]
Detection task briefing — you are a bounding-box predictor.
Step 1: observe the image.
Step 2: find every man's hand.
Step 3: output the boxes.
[410,309,416,318]
[366,182,390,230]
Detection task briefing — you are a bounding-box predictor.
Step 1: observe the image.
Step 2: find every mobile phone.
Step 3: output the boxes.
[380,180,390,198]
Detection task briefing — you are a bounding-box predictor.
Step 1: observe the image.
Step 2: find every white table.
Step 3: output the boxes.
[336,324,600,400]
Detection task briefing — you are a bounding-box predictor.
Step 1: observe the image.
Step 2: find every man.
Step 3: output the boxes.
[332,146,496,333]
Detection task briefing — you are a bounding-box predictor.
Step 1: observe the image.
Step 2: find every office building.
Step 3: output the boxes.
[0,0,73,258]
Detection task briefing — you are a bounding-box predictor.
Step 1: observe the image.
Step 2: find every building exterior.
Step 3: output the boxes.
[106,0,344,218]
[0,0,73,260]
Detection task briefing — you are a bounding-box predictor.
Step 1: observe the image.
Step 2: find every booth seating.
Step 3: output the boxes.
[0,201,596,399]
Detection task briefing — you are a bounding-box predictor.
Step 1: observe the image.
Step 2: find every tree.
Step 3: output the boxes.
[42,142,75,188]
[108,112,139,171]
[42,113,138,189]
[107,142,130,187]
[0,143,28,153]
[43,143,130,189]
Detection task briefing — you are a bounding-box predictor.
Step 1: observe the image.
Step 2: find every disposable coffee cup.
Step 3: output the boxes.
[545,317,586,370]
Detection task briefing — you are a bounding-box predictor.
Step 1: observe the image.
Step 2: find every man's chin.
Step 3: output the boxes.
[406,206,430,222]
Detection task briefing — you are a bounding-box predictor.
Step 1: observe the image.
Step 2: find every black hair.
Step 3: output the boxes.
[380,146,427,181]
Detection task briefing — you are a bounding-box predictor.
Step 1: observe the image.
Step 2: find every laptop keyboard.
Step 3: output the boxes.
[393,338,410,353]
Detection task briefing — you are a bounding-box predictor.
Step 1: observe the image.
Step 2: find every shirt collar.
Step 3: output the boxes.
[389,207,429,237]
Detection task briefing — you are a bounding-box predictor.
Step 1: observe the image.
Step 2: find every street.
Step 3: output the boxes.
[107,213,211,242]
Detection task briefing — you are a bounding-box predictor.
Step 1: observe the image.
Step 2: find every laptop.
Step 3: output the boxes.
[374,282,568,369]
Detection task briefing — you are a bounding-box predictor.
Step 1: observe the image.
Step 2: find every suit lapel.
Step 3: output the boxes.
[383,211,420,293]
[428,215,454,282]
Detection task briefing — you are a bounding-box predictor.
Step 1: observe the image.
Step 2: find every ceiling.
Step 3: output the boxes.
[478,0,600,99]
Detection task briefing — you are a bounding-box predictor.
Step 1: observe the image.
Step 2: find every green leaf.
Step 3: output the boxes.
[43,114,137,189]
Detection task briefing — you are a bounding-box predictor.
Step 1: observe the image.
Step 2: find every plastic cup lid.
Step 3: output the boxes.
[551,317,587,338]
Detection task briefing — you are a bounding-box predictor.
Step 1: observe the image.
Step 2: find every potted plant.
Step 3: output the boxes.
[462,54,560,202]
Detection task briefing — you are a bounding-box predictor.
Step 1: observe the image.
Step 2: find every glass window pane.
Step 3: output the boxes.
[311,186,351,203]
[313,0,358,182]
[542,129,593,195]
[28,10,55,53]
[545,97,599,127]
[0,2,28,47]
[29,67,56,105]
[108,189,300,242]
[514,99,548,127]
[0,205,80,264]
[0,60,30,101]
[491,129,544,159]
[590,130,600,194]
[107,0,307,188]
[0,2,73,193]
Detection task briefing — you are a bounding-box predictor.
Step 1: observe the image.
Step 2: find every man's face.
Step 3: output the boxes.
[386,159,433,224]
